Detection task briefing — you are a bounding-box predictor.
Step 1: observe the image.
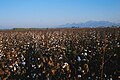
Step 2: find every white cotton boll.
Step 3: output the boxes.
[63,65,66,68]
[16,63,18,67]
[28,44,30,47]
[60,54,63,56]
[39,73,41,76]
[9,58,12,61]
[27,75,30,78]
[27,42,30,45]
[56,45,58,47]
[59,56,63,60]
[84,49,87,52]
[117,44,120,47]
[93,53,95,56]
[77,56,81,62]
[4,54,5,57]
[34,73,36,76]
[58,45,60,48]
[118,76,120,78]
[14,67,16,71]
[82,70,84,73]
[38,58,40,60]
[17,58,19,60]
[47,77,50,80]
[110,78,113,80]
[63,62,68,68]
[34,66,36,69]
[78,75,81,78]
[9,65,13,68]
[43,71,45,73]
[15,61,18,66]
[64,62,68,65]
[98,43,100,45]
[32,65,35,67]
[84,53,87,56]
[117,42,119,45]
[83,59,86,61]
[89,50,91,53]
[38,64,41,68]
[88,77,91,79]
[22,62,26,65]
[96,76,98,79]
[105,74,107,77]
[15,54,17,57]
[114,54,117,56]
[11,69,14,72]
[81,53,84,55]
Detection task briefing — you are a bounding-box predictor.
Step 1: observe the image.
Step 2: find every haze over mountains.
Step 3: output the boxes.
[0,21,120,29]
[58,21,120,28]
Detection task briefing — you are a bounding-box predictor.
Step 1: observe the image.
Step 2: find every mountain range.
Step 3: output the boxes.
[58,21,120,28]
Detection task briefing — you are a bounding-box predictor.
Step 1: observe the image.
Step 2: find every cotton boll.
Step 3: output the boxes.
[89,50,91,53]
[38,64,41,68]
[14,67,16,71]
[22,62,26,65]
[84,49,87,52]
[84,52,87,56]
[78,75,81,78]
[77,56,81,62]
[9,65,13,68]
[63,62,68,68]
[38,58,40,60]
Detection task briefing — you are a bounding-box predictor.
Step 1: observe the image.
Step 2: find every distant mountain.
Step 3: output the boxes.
[58,21,120,28]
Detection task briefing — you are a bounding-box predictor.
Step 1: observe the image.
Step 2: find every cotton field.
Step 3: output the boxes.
[0,28,120,80]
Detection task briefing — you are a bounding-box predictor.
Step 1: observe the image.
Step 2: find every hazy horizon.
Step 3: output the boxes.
[0,0,120,28]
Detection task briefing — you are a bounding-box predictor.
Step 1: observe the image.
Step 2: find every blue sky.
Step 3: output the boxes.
[0,0,120,28]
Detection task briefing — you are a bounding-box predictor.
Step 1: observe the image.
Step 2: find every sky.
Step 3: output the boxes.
[0,0,120,28]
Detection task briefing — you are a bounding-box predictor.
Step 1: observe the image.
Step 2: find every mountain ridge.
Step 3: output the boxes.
[58,21,120,28]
